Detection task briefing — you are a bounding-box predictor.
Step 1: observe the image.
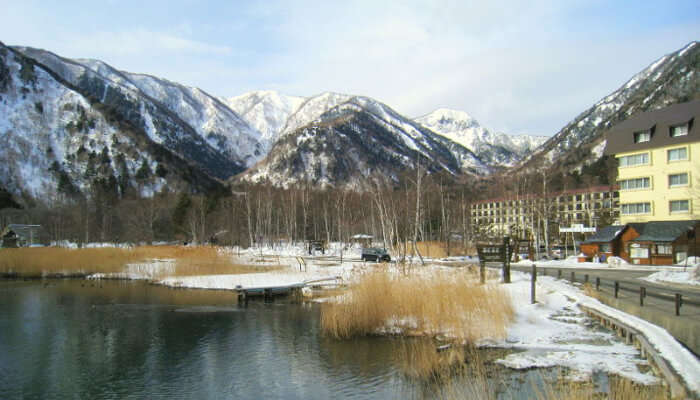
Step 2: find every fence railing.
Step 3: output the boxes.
[523,266,700,316]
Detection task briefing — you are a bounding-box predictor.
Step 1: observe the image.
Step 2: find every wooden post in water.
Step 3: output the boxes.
[480,261,485,284]
[531,264,537,304]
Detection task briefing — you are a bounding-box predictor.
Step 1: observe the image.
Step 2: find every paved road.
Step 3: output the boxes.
[511,264,700,300]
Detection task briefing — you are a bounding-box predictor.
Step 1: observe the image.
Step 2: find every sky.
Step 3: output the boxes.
[1,0,699,136]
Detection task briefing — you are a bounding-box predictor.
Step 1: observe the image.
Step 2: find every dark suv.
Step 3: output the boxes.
[361,247,391,262]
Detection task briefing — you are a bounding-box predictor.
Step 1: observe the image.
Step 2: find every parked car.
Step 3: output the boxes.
[361,247,391,262]
[551,245,576,260]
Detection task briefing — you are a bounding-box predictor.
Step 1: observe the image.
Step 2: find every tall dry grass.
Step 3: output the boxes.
[407,241,474,258]
[0,247,140,276]
[0,246,282,278]
[321,271,513,342]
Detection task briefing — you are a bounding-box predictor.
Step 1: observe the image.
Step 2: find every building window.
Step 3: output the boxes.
[599,244,611,253]
[669,200,689,213]
[670,123,688,137]
[656,244,672,255]
[630,246,649,259]
[667,147,687,162]
[668,173,689,187]
[619,153,649,167]
[619,177,650,190]
[621,202,651,215]
[634,129,651,143]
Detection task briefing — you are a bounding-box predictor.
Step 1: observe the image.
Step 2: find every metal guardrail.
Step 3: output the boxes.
[529,266,700,316]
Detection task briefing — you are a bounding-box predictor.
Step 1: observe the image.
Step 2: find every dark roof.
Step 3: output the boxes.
[604,100,700,155]
[632,220,700,243]
[583,225,625,244]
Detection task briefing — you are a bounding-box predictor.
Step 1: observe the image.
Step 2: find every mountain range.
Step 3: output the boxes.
[0,40,698,203]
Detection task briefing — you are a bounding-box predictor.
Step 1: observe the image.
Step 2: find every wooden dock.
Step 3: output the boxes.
[234,276,342,301]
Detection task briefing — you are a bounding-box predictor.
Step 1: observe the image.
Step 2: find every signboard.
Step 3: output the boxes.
[475,236,513,284]
[476,243,509,263]
[516,240,533,261]
[559,224,597,233]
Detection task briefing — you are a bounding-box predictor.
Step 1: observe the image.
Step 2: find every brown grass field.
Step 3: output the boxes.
[408,241,474,258]
[321,270,513,342]
[0,246,282,278]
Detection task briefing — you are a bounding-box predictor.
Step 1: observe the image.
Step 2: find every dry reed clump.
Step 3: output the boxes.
[395,339,464,381]
[0,246,283,278]
[321,271,514,343]
[0,247,140,277]
[406,241,474,258]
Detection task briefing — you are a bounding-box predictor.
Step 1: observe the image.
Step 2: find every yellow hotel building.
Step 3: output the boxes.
[605,100,700,224]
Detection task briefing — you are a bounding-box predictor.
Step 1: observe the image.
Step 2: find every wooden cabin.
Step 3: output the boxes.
[0,224,41,248]
[626,220,700,265]
[580,225,627,262]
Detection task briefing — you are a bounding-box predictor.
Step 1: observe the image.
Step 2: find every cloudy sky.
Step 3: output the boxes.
[2,1,699,135]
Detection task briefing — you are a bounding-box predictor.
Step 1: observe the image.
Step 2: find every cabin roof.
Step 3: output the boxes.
[631,220,699,243]
[582,225,625,244]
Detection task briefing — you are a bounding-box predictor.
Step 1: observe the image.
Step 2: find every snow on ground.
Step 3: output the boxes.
[520,272,700,395]
[641,257,700,286]
[159,272,342,290]
[513,255,669,271]
[89,259,176,280]
[642,267,700,286]
[487,271,660,385]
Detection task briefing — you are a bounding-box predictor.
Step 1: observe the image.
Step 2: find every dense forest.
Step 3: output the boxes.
[0,156,617,256]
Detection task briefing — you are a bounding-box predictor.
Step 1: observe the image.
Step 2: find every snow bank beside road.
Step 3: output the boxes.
[642,267,700,286]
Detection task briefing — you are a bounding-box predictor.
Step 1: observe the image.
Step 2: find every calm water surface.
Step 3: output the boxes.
[0,280,541,399]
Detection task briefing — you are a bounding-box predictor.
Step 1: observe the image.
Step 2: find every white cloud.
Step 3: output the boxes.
[1,0,698,136]
[65,28,232,57]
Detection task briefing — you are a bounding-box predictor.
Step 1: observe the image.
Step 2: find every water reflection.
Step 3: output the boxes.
[1,281,415,399]
[0,280,600,400]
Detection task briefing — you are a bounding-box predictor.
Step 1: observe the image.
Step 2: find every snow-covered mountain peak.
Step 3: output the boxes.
[415,108,547,168]
[223,90,304,149]
[421,108,477,125]
[278,91,354,136]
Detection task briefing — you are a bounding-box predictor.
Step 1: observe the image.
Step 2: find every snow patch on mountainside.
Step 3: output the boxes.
[0,47,166,198]
[76,59,264,167]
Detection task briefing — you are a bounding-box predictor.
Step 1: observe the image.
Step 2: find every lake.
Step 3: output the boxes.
[0,280,558,399]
